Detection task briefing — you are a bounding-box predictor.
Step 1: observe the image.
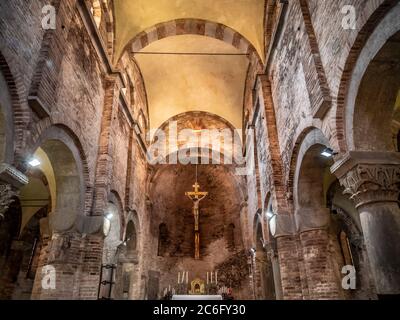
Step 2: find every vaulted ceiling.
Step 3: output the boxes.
[113,0,265,60]
[135,35,249,131]
[113,0,266,131]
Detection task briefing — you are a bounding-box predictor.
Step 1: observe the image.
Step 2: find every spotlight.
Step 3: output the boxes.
[266,210,275,219]
[321,147,337,158]
[28,158,41,167]
[106,212,113,220]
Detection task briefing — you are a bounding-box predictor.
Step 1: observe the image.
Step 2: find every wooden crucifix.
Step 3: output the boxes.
[185,180,208,260]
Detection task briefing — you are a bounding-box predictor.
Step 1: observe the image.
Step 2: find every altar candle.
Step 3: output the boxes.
[211,272,213,283]
[178,272,180,284]
[186,271,188,284]
[207,272,209,284]
[216,271,218,284]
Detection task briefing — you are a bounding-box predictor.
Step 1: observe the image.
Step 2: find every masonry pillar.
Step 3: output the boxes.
[332,151,400,296]
[30,212,104,300]
[273,212,304,300]
[296,207,342,299]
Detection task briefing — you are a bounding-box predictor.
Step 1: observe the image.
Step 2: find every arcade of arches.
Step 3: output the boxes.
[0,0,400,300]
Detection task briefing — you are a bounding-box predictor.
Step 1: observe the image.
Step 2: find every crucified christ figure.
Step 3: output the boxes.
[185,182,208,259]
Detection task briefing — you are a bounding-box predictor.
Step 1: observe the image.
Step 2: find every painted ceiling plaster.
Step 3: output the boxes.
[114,0,265,60]
[135,35,249,131]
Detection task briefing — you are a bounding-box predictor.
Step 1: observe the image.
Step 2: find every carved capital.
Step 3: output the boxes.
[0,163,28,188]
[0,183,18,219]
[331,152,400,208]
[342,164,400,207]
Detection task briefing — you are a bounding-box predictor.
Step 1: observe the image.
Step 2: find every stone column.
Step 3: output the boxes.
[332,151,400,296]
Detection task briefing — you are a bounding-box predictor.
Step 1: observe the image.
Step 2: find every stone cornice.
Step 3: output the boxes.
[331,151,400,178]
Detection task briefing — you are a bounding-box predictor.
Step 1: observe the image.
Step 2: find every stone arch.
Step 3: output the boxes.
[293,128,332,230]
[29,125,87,232]
[30,122,91,215]
[119,18,262,66]
[335,2,400,152]
[151,111,243,164]
[286,124,316,206]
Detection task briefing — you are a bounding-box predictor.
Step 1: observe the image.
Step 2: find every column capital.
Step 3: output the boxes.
[331,151,400,208]
[0,163,28,188]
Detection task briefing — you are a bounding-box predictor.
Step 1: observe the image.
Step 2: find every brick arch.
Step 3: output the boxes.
[124,209,141,254]
[0,49,30,167]
[109,189,125,241]
[157,110,238,133]
[334,0,399,153]
[286,126,328,209]
[29,121,92,216]
[119,18,262,66]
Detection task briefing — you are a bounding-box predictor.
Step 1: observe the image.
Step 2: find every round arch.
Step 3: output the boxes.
[29,125,87,232]
[335,2,400,152]
[117,18,262,65]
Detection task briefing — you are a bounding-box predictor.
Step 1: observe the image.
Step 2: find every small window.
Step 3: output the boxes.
[90,0,102,28]
[158,223,169,257]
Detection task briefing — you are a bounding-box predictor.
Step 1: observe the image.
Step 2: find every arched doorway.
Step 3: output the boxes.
[112,215,140,300]
[336,9,400,295]
[253,213,275,300]
[294,129,343,299]
[99,199,122,300]
[25,127,86,299]
[351,31,400,153]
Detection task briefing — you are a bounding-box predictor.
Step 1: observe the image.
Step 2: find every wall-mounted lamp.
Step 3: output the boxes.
[28,158,41,167]
[321,147,338,158]
[105,212,113,220]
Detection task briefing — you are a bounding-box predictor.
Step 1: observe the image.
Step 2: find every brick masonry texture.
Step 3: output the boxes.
[0,0,399,300]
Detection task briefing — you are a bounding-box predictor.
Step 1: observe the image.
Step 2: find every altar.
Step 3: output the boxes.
[172,295,222,300]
